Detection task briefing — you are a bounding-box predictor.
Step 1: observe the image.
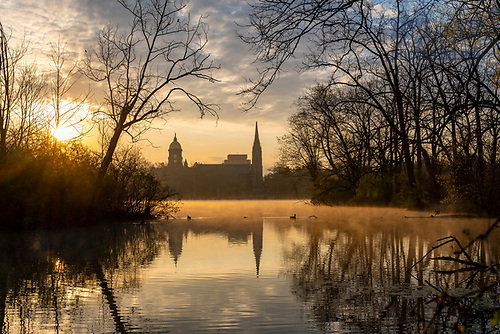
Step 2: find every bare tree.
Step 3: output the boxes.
[278,107,324,194]
[0,22,26,163]
[13,65,47,150]
[240,0,359,109]
[48,41,89,141]
[82,0,219,179]
[244,0,431,199]
[280,83,391,202]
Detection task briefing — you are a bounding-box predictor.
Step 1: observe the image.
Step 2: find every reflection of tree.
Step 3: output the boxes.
[280,219,499,332]
[94,260,128,334]
[0,223,169,333]
[0,217,266,332]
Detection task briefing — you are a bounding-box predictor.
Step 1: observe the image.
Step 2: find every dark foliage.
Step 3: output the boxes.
[0,141,174,229]
[246,0,500,215]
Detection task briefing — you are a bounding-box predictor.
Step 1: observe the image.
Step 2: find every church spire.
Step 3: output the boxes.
[254,122,260,144]
[252,122,263,192]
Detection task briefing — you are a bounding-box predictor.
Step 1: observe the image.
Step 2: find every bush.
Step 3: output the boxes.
[0,142,175,229]
[0,141,99,228]
[98,147,177,219]
[354,173,393,205]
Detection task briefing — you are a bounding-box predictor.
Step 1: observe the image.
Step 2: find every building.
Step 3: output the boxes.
[168,134,183,166]
[154,122,263,199]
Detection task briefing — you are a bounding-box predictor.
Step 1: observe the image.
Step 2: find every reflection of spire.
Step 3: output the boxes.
[252,219,263,277]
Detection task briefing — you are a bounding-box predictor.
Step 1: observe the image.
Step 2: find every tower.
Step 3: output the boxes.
[251,122,263,191]
[168,133,183,166]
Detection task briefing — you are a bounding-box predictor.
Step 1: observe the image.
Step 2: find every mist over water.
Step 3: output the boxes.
[1,200,498,333]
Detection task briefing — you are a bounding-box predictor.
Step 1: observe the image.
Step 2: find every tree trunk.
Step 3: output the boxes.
[401,135,417,191]
[473,79,484,190]
[415,111,422,179]
[395,87,418,203]
[0,124,6,164]
[490,130,497,165]
[98,125,123,179]
[97,107,130,180]
[0,273,6,334]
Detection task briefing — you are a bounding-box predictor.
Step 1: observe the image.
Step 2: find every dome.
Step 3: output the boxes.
[169,134,182,151]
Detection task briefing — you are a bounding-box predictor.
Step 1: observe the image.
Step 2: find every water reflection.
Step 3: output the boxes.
[0,201,498,333]
[0,222,169,333]
[166,217,263,276]
[268,209,500,333]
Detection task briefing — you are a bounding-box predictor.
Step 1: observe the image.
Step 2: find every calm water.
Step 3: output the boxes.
[0,200,498,333]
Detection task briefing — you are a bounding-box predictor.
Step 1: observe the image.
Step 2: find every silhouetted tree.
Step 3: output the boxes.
[12,65,47,150]
[245,0,500,212]
[82,0,219,180]
[0,22,26,163]
[240,0,359,109]
[48,41,89,141]
[243,0,434,204]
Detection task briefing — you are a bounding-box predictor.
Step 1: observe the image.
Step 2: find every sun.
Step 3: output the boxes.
[53,126,78,141]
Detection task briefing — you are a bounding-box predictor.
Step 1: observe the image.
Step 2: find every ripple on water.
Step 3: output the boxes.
[1,201,497,333]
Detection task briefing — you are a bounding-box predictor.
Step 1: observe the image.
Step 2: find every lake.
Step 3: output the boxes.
[1,200,498,333]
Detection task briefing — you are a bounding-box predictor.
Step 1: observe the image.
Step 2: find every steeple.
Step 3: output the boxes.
[254,122,260,143]
[251,122,263,192]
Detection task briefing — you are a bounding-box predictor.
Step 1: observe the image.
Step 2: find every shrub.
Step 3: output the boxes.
[0,142,176,229]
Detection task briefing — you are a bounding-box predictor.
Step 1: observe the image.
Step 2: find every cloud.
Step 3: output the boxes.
[1,0,322,169]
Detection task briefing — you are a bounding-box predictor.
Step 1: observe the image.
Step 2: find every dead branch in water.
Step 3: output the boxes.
[409,218,500,333]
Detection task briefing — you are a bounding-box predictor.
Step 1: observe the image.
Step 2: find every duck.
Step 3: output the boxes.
[290,214,297,219]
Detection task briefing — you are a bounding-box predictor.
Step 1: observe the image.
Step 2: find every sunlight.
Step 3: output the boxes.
[47,99,95,142]
[53,125,78,141]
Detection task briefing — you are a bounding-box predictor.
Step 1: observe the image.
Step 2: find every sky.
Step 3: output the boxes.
[0,0,321,173]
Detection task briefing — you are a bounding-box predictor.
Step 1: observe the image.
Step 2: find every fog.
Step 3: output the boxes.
[173,200,495,245]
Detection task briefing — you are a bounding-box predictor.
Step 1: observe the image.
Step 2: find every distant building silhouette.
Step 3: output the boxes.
[168,133,183,166]
[154,122,264,199]
[251,122,263,193]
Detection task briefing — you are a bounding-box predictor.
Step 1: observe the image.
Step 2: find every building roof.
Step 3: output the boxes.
[224,154,251,165]
[169,133,182,151]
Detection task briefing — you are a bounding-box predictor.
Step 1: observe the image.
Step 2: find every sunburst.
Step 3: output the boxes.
[53,125,78,141]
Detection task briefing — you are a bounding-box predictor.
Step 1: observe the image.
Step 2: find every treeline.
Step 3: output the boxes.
[263,166,312,199]
[0,0,217,228]
[0,140,174,229]
[244,0,500,215]
[0,46,171,228]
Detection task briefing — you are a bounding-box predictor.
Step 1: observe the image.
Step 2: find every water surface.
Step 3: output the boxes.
[1,200,498,333]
